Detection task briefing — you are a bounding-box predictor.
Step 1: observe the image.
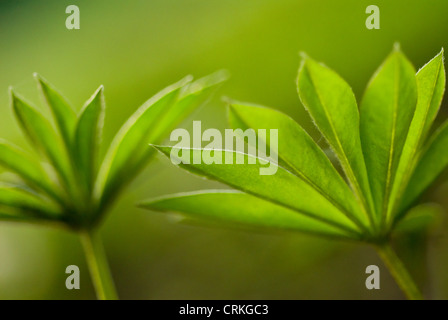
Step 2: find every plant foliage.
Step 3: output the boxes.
[0,71,228,230]
[142,47,446,245]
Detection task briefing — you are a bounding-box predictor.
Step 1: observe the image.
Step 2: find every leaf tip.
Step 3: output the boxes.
[8,87,21,114]
[299,51,309,60]
[298,52,316,74]
[8,85,15,96]
[8,87,21,105]
[149,144,171,157]
[149,143,163,151]
[182,75,194,85]
[221,96,235,105]
[439,47,445,63]
[212,69,231,83]
[95,84,105,95]
[33,73,48,88]
[393,42,402,52]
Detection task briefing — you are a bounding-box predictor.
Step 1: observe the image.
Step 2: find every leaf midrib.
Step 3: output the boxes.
[230,107,369,234]
[166,146,363,239]
[381,57,401,229]
[388,57,443,225]
[303,65,374,229]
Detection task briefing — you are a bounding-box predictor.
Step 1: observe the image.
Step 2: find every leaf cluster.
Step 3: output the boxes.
[143,47,446,243]
[1,71,227,230]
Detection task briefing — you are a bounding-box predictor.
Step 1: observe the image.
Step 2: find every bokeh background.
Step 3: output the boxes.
[1,0,448,299]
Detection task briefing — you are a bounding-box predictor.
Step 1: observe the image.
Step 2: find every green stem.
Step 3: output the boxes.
[376,242,423,300]
[80,230,119,300]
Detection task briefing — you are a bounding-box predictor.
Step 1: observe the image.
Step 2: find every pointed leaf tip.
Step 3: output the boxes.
[299,51,309,60]
[221,96,235,104]
[8,86,14,97]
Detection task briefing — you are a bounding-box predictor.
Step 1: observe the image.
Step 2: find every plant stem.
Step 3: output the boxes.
[376,242,423,300]
[81,230,118,300]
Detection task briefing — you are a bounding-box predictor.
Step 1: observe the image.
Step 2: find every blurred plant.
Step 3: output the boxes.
[0,71,227,299]
[142,46,446,300]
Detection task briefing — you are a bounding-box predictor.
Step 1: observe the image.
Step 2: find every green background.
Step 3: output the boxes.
[0,0,448,299]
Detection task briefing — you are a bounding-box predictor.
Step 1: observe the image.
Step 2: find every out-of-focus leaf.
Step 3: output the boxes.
[0,184,61,218]
[94,77,192,211]
[360,46,418,221]
[148,70,229,142]
[95,72,228,215]
[0,140,62,203]
[394,204,443,234]
[10,89,72,188]
[74,86,105,195]
[297,55,375,224]
[154,146,363,238]
[400,121,448,215]
[227,102,370,232]
[35,74,77,149]
[388,50,445,223]
[141,190,358,240]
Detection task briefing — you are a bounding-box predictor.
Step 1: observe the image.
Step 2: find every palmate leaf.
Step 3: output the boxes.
[140,190,355,240]
[35,73,77,150]
[154,146,363,239]
[2,72,224,230]
[143,49,447,244]
[360,46,418,223]
[388,50,445,223]
[227,102,370,232]
[140,50,446,300]
[2,73,226,300]
[297,55,376,226]
[74,86,105,196]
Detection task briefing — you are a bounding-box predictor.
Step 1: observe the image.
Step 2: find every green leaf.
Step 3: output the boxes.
[297,55,375,224]
[148,70,229,141]
[394,204,442,234]
[35,74,77,149]
[10,89,72,188]
[360,46,418,221]
[94,77,192,211]
[0,140,63,204]
[400,120,448,214]
[0,184,61,218]
[141,190,358,240]
[154,146,363,238]
[74,86,105,195]
[388,49,445,223]
[0,210,30,222]
[227,102,370,231]
[95,72,227,214]
[129,71,229,174]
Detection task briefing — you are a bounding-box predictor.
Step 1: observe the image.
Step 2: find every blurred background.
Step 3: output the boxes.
[1,0,448,299]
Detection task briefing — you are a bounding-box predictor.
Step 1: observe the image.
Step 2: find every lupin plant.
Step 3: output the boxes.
[142,46,446,300]
[0,71,227,299]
